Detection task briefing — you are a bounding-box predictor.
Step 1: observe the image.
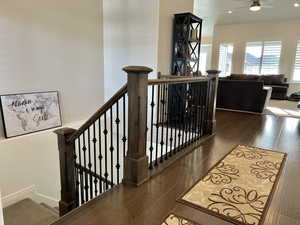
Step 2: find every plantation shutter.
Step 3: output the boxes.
[244,42,262,74]
[261,41,282,74]
[218,44,233,76]
[293,41,300,81]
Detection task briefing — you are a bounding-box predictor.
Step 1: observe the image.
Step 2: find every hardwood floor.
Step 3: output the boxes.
[51,110,300,225]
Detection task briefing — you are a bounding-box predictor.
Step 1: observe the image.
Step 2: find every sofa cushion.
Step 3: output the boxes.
[260,74,285,85]
[230,74,260,80]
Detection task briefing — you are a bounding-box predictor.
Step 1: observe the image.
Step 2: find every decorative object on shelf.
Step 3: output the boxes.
[171,13,203,76]
[0,91,62,138]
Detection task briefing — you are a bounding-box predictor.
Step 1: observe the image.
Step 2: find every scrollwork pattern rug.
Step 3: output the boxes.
[161,214,201,225]
[178,145,286,225]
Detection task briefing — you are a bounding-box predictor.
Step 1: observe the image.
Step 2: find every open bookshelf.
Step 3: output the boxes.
[171,13,203,76]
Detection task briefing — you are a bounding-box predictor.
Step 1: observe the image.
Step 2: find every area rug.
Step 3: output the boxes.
[178,145,286,225]
[161,214,201,225]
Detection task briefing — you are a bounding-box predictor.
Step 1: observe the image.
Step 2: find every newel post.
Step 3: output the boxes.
[123,66,153,186]
[206,70,221,134]
[54,128,77,216]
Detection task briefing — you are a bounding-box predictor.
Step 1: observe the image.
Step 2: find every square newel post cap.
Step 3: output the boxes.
[54,127,77,136]
[123,66,153,74]
[206,70,221,77]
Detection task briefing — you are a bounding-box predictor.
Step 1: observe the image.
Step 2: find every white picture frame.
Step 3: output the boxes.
[0,91,62,138]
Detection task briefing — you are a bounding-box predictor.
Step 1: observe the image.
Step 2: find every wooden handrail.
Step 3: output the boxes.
[148,76,211,85]
[67,84,128,143]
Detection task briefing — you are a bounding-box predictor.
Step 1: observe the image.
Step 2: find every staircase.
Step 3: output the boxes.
[54,66,220,216]
[3,199,59,225]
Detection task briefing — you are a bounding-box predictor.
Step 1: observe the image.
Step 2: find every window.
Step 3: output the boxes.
[218,44,233,76]
[199,44,212,74]
[244,41,282,74]
[293,41,300,81]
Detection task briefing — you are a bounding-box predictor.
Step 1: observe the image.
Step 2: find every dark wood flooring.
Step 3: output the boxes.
[51,110,300,225]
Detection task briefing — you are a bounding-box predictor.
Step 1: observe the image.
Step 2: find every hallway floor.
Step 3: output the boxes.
[51,110,300,225]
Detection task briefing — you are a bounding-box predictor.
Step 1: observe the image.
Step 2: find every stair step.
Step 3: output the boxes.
[3,198,58,225]
[40,203,59,216]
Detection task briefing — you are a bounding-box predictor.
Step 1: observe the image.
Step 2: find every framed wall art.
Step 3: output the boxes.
[0,91,62,138]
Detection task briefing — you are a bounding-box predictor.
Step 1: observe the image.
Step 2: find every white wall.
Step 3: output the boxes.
[0,0,104,205]
[157,0,194,74]
[0,191,3,225]
[103,0,160,100]
[211,20,300,94]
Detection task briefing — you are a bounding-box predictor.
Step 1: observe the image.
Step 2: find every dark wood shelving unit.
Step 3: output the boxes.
[171,13,203,76]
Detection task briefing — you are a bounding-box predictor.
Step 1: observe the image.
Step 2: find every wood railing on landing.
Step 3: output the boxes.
[54,66,220,216]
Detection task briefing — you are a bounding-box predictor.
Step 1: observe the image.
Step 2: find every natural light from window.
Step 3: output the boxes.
[244,41,282,75]
[293,41,300,81]
[218,44,233,77]
[199,44,212,75]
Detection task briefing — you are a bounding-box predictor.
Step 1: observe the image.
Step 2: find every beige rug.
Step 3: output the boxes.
[178,145,286,225]
[264,100,300,118]
[161,214,201,225]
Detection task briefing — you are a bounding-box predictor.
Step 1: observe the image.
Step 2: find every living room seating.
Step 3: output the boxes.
[217,78,272,113]
[228,74,289,100]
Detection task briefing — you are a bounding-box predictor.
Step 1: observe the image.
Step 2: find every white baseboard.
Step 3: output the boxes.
[2,186,35,208]
[1,185,59,208]
[31,192,59,208]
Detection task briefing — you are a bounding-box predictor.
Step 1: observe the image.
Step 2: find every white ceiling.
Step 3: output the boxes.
[194,0,300,36]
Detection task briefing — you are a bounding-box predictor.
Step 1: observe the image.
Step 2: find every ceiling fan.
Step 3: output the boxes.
[249,0,272,11]
[230,0,273,12]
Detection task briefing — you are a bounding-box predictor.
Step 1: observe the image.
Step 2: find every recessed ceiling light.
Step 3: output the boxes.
[228,10,233,14]
[294,2,300,7]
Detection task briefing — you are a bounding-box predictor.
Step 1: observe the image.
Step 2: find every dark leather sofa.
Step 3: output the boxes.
[217,79,271,113]
[227,74,289,100]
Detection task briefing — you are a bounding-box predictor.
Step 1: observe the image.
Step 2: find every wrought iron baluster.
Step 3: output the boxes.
[193,83,201,140]
[122,94,127,158]
[149,85,155,169]
[110,107,114,187]
[181,83,187,148]
[168,84,174,157]
[82,131,89,202]
[204,80,211,135]
[164,84,169,160]
[74,141,79,206]
[78,137,84,204]
[98,118,103,194]
[160,84,166,163]
[103,112,109,190]
[115,101,121,185]
[92,123,98,197]
[87,127,93,199]
[155,85,161,167]
[198,82,204,138]
[173,84,179,154]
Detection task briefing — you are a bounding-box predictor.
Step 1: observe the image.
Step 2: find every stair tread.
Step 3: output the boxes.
[3,198,58,225]
[39,203,59,216]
